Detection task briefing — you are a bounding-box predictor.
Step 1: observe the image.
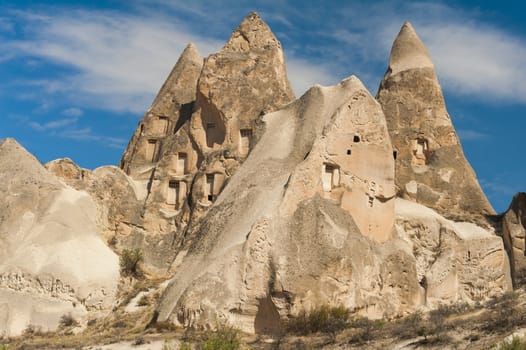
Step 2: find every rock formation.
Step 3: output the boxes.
[376,22,494,224]
[501,193,526,285]
[156,77,416,333]
[0,139,119,336]
[0,14,518,339]
[155,76,511,333]
[116,12,295,272]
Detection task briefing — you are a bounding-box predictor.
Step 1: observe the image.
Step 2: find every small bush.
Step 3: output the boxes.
[108,235,118,246]
[120,248,143,277]
[501,336,526,350]
[286,305,350,335]
[59,313,79,328]
[486,291,518,309]
[200,324,240,350]
[392,311,425,339]
[348,317,384,344]
[133,337,146,345]
[23,324,43,336]
[150,320,178,333]
[180,342,193,350]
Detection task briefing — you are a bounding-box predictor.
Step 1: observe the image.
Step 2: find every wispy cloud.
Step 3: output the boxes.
[59,128,127,149]
[0,17,13,32]
[457,129,489,141]
[5,9,223,113]
[29,117,79,131]
[286,58,339,96]
[2,0,526,117]
[62,107,83,117]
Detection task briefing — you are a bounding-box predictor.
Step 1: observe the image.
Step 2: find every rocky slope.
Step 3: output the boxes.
[0,139,119,336]
[0,13,520,340]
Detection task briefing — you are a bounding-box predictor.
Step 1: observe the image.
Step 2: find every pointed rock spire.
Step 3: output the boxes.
[119,43,203,177]
[0,137,62,188]
[189,11,295,153]
[149,42,203,116]
[377,22,494,223]
[223,12,280,52]
[388,22,434,75]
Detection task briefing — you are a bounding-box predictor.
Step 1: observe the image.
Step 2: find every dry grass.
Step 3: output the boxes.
[4,289,526,350]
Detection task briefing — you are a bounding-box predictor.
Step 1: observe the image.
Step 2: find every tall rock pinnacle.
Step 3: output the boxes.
[120,43,203,178]
[114,13,296,271]
[189,12,295,154]
[388,22,434,75]
[377,22,494,223]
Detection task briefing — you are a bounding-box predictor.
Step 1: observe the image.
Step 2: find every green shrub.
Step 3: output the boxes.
[286,305,350,335]
[348,317,385,344]
[501,336,526,350]
[200,324,240,350]
[59,313,79,328]
[119,248,143,277]
[392,311,424,339]
[180,342,193,350]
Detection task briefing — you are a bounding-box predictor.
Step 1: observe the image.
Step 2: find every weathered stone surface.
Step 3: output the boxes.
[501,193,526,285]
[189,12,295,155]
[156,77,416,332]
[0,15,516,340]
[395,198,511,306]
[114,13,295,272]
[0,139,119,336]
[377,22,494,223]
[120,43,204,180]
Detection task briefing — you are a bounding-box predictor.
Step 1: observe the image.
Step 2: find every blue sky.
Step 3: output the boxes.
[0,0,524,213]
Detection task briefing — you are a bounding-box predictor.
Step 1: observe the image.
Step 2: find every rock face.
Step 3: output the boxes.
[116,12,295,272]
[396,199,510,306]
[155,77,511,333]
[501,193,526,285]
[376,22,494,223]
[0,139,119,336]
[120,43,204,180]
[156,77,414,333]
[0,13,516,339]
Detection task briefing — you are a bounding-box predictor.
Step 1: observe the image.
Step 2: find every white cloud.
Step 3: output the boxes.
[62,107,83,117]
[286,58,340,97]
[418,24,526,103]
[6,9,223,113]
[29,117,78,131]
[59,128,127,149]
[3,0,526,117]
[324,1,526,104]
[457,129,489,141]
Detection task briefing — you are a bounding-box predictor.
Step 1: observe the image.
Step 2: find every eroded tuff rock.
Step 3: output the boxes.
[0,13,516,339]
[120,43,203,180]
[396,199,511,306]
[115,12,295,272]
[156,77,410,333]
[155,76,511,334]
[377,22,494,223]
[0,139,119,336]
[502,193,526,285]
